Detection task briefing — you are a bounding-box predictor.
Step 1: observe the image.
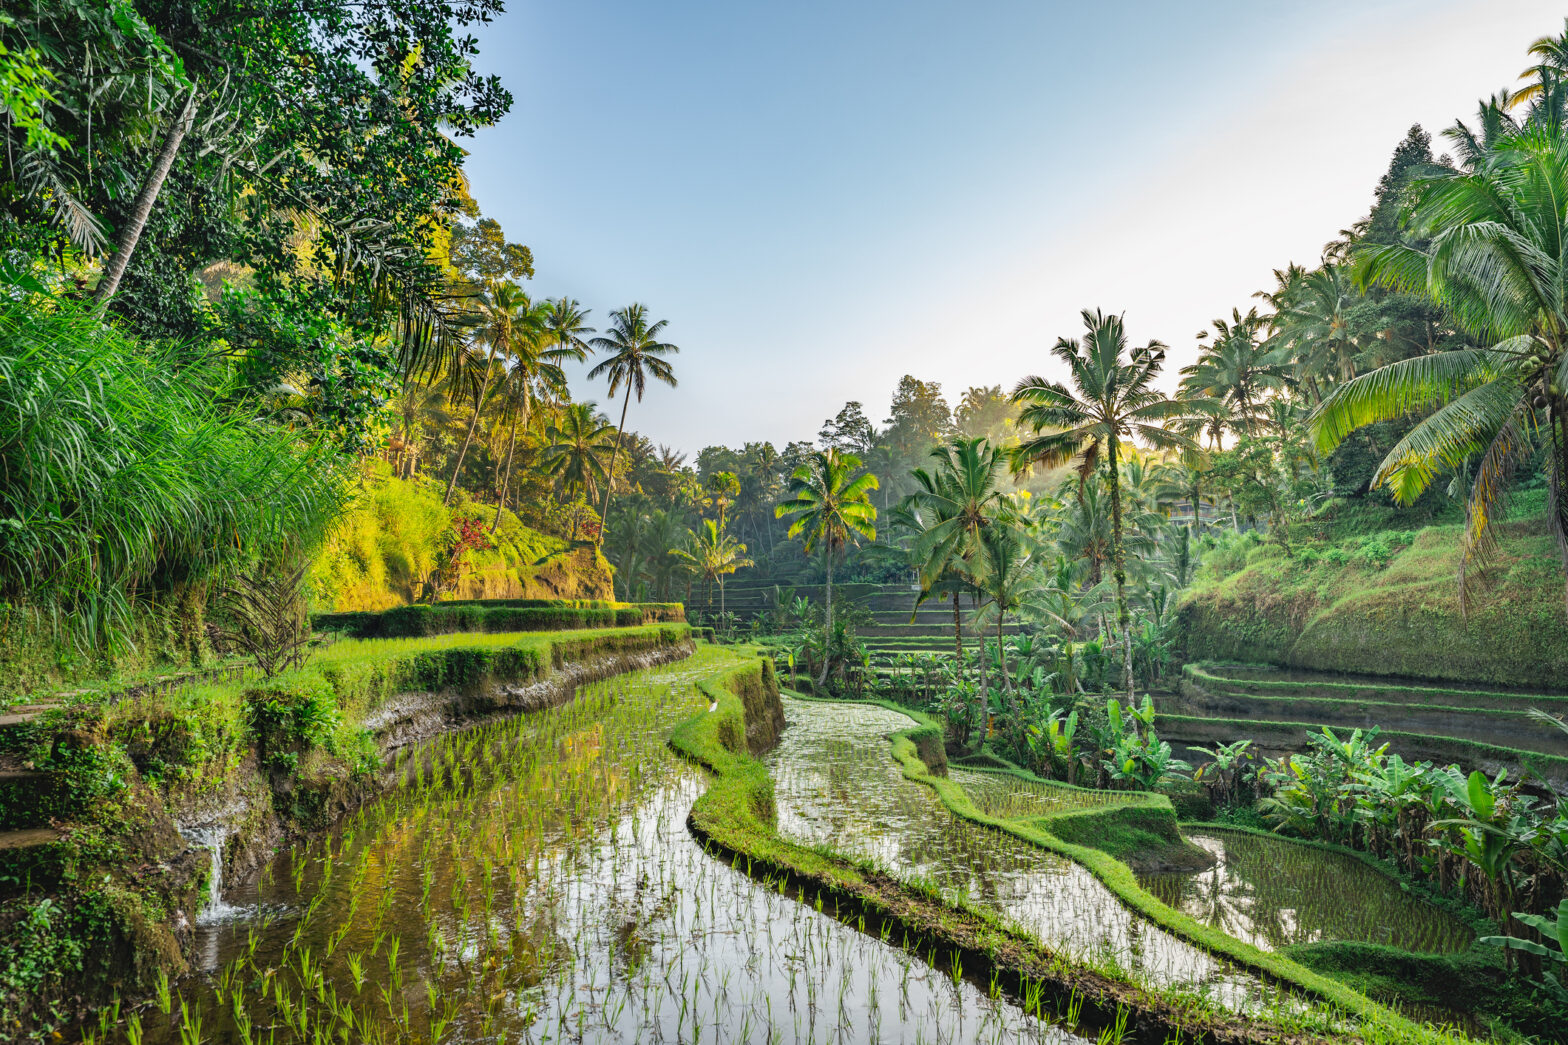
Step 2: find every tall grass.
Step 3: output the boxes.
[0,298,348,650]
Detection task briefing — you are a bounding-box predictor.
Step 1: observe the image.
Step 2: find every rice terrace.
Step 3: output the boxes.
[7,2,1568,1043]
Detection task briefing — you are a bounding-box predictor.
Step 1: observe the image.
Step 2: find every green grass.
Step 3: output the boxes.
[307,466,612,612]
[311,600,685,638]
[672,683,1488,1042]
[1175,510,1568,689]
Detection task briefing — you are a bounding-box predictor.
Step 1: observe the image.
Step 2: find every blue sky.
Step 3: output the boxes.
[463,0,1564,456]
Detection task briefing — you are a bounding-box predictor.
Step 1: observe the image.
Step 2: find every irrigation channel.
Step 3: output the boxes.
[767,699,1282,1014]
[92,647,1095,1045]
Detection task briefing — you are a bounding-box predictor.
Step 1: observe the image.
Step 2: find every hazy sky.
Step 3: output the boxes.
[463,0,1564,456]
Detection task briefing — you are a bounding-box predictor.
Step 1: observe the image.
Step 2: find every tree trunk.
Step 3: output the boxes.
[975,590,988,741]
[1106,435,1136,702]
[95,90,198,307]
[597,383,634,545]
[492,410,522,532]
[952,590,965,682]
[817,549,833,686]
[719,574,726,617]
[445,354,497,506]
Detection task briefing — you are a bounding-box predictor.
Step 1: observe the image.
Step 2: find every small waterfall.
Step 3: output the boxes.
[180,821,242,924]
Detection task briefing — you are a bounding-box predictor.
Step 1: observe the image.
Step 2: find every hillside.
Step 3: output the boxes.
[1173,497,1568,690]
[309,468,614,612]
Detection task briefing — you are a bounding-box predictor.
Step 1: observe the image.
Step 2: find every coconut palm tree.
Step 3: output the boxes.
[775,449,879,685]
[489,328,584,530]
[675,518,753,616]
[445,284,550,505]
[541,402,618,540]
[546,297,596,366]
[1317,120,1568,609]
[587,304,679,543]
[1178,308,1290,437]
[1010,309,1200,700]
[902,437,1012,675]
[1262,265,1360,402]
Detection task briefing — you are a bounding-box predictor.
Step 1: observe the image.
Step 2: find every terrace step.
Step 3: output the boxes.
[0,826,64,896]
[1166,663,1568,789]
[1166,688,1568,758]
[1188,663,1568,714]
[0,703,59,729]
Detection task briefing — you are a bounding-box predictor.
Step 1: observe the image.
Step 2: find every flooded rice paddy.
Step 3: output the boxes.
[1137,828,1475,954]
[767,698,1279,1011]
[93,648,1090,1045]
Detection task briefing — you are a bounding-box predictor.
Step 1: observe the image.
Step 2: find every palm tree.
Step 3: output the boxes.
[1316,119,1568,609]
[1262,265,1360,402]
[775,449,879,685]
[1178,308,1290,437]
[541,402,618,540]
[902,438,1012,677]
[445,284,549,505]
[972,524,1039,697]
[675,518,753,616]
[546,297,596,366]
[1010,309,1199,700]
[587,304,679,544]
[489,328,584,530]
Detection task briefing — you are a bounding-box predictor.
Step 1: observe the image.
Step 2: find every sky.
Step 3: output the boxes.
[462,0,1565,457]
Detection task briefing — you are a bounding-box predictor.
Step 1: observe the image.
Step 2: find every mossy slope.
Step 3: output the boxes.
[1175,514,1568,689]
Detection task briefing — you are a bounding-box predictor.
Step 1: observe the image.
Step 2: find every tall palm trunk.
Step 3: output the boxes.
[1105,434,1136,701]
[952,590,964,682]
[95,89,198,307]
[974,589,987,740]
[446,352,498,506]
[817,548,834,687]
[597,382,634,544]
[492,407,523,532]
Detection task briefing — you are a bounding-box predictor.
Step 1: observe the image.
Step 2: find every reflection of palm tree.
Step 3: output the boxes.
[542,403,618,539]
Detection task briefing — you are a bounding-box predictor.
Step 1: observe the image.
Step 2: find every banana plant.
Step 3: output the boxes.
[1481,898,1568,1000]
[1192,738,1254,808]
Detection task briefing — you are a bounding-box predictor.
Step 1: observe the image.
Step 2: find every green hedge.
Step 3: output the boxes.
[312,600,685,638]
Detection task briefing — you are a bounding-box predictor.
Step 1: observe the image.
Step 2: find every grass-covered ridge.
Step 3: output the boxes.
[670,680,1482,1043]
[0,624,693,1035]
[308,467,614,611]
[312,599,684,638]
[1174,505,1568,689]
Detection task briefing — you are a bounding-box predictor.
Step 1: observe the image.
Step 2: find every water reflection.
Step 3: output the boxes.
[1138,829,1475,954]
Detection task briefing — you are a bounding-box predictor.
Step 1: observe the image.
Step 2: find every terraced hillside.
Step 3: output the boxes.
[688,582,1020,658]
[1161,662,1568,788]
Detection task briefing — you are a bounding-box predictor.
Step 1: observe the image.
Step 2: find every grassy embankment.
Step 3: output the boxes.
[308,466,614,611]
[1174,494,1568,689]
[0,469,614,699]
[0,621,691,1035]
[670,679,1480,1044]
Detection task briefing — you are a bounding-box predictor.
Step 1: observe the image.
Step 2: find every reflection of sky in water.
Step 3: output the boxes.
[767,698,1280,1009]
[1139,829,1475,954]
